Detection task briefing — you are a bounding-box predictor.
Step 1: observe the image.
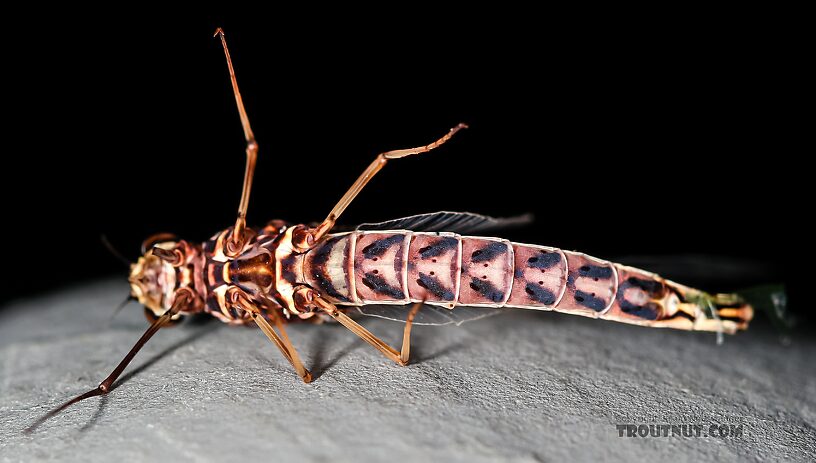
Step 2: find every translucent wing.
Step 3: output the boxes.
[356,211,533,234]
[354,303,504,326]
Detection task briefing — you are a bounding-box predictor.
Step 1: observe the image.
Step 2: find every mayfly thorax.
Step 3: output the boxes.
[26,28,754,431]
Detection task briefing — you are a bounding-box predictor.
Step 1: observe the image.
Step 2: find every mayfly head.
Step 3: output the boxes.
[128,234,202,324]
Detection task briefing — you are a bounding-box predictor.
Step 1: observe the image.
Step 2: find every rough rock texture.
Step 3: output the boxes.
[1,279,813,462]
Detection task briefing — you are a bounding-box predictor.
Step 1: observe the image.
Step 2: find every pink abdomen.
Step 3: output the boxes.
[300,230,645,318]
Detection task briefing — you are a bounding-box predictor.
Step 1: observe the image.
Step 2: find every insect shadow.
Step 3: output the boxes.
[409,336,467,364]
[303,316,471,380]
[78,395,109,434]
[308,326,364,380]
[114,322,220,387]
[26,322,220,434]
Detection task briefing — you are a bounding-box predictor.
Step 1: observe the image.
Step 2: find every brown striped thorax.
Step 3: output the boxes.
[128,221,306,326]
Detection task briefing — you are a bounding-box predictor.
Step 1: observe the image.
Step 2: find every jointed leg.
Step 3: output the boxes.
[313,297,423,366]
[228,288,312,383]
[293,124,468,250]
[251,314,313,383]
[214,28,259,255]
[26,288,195,432]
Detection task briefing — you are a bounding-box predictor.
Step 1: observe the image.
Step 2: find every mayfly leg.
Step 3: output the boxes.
[214,28,258,255]
[292,124,468,251]
[312,296,423,366]
[25,289,195,433]
[228,288,312,383]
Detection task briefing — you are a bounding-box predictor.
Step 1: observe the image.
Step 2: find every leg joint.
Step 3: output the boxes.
[246,139,258,155]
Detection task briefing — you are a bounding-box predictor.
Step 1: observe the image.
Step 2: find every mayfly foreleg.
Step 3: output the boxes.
[292,124,468,251]
[25,288,196,433]
[312,297,423,366]
[228,288,312,383]
[215,28,259,256]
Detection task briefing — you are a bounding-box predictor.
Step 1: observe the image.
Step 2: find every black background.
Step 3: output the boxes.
[0,12,805,323]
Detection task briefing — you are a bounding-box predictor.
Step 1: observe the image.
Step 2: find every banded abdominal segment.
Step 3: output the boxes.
[354,232,411,304]
[406,233,461,308]
[561,252,618,317]
[606,265,667,322]
[458,238,513,306]
[303,233,356,304]
[506,245,567,308]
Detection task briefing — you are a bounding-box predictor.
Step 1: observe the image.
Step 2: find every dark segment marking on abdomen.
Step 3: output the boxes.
[507,244,567,308]
[416,273,455,300]
[619,301,660,320]
[362,235,404,259]
[574,290,607,311]
[471,241,509,262]
[611,275,664,320]
[418,237,459,258]
[560,252,617,314]
[406,233,460,304]
[312,271,351,302]
[310,235,344,266]
[527,251,561,269]
[468,278,504,303]
[578,265,613,280]
[624,276,663,294]
[361,272,406,299]
[524,283,556,305]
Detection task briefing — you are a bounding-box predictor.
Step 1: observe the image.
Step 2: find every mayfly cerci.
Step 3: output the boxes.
[28,28,754,430]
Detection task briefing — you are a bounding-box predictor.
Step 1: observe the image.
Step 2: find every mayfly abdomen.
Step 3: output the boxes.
[299,229,751,334]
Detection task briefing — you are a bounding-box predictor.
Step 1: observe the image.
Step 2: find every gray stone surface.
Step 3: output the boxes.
[0,279,813,462]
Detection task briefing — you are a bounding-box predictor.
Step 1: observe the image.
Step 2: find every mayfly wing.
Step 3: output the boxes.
[356,211,533,234]
[354,303,503,326]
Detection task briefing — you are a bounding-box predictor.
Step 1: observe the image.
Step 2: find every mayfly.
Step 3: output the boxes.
[28,29,754,429]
